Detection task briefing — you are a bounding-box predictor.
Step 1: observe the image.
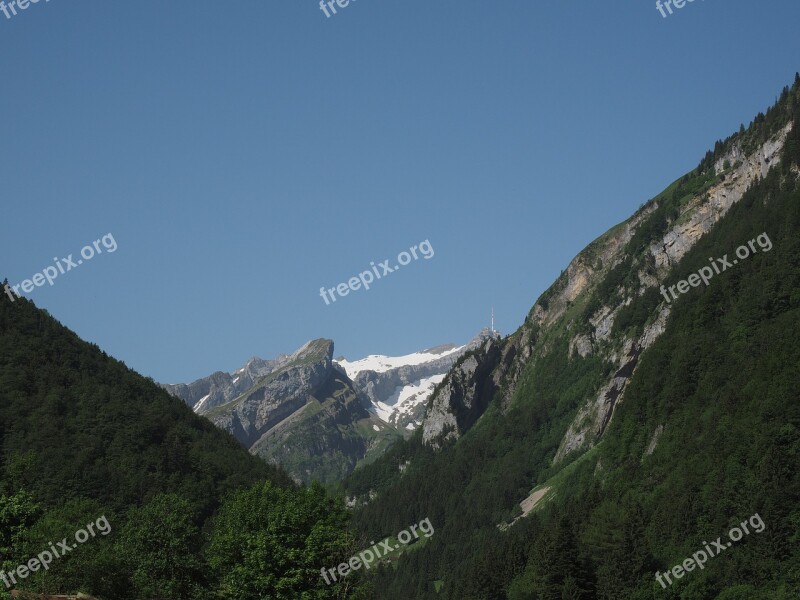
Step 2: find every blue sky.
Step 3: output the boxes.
[2,0,799,383]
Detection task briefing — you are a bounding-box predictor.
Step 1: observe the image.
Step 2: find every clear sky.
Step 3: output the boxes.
[2,0,799,383]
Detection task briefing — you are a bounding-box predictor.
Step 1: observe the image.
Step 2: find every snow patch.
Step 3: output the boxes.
[193,393,211,413]
[336,346,463,379]
[369,374,446,426]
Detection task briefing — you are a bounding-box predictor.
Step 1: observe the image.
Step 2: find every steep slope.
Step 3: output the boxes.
[341,75,800,599]
[421,115,792,455]
[162,356,283,413]
[249,365,399,484]
[0,290,291,518]
[163,333,492,484]
[0,290,371,599]
[189,339,402,484]
[206,339,337,448]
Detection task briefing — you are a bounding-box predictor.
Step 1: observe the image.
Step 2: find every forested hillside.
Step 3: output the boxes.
[340,76,800,599]
[0,293,369,598]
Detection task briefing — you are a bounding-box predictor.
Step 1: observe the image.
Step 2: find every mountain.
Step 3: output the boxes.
[0,285,362,599]
[340,75,800,599]
[161,333,495,484]
[162,355,285,414]
[336,328,499,430]
[161,339,399,484]
[0,292,291,518]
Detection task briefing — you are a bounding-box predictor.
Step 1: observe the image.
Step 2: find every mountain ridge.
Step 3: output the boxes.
[341,74,800,599]
[160,331,498,482]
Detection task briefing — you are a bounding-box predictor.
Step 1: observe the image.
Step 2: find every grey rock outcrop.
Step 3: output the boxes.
[551,122,792,465]
[422,335,504,449]
[161,355,282,413]
[207,340,335,448]
[162,338,403,484]
[649,123,792,272]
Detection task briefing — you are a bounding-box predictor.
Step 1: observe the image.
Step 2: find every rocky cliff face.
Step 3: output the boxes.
[342,329,498,430]
[207,339,336,448]
[161,355,282,413]
[551,124,792,463]
[162,339,403,484]
[650,122,792,271]
[553,304,672,463]
[418,121,793,461]
[421,334,504,448]
[250,368,396,483]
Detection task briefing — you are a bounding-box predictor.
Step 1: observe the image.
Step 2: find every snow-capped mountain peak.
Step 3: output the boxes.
[336,329,499,430]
